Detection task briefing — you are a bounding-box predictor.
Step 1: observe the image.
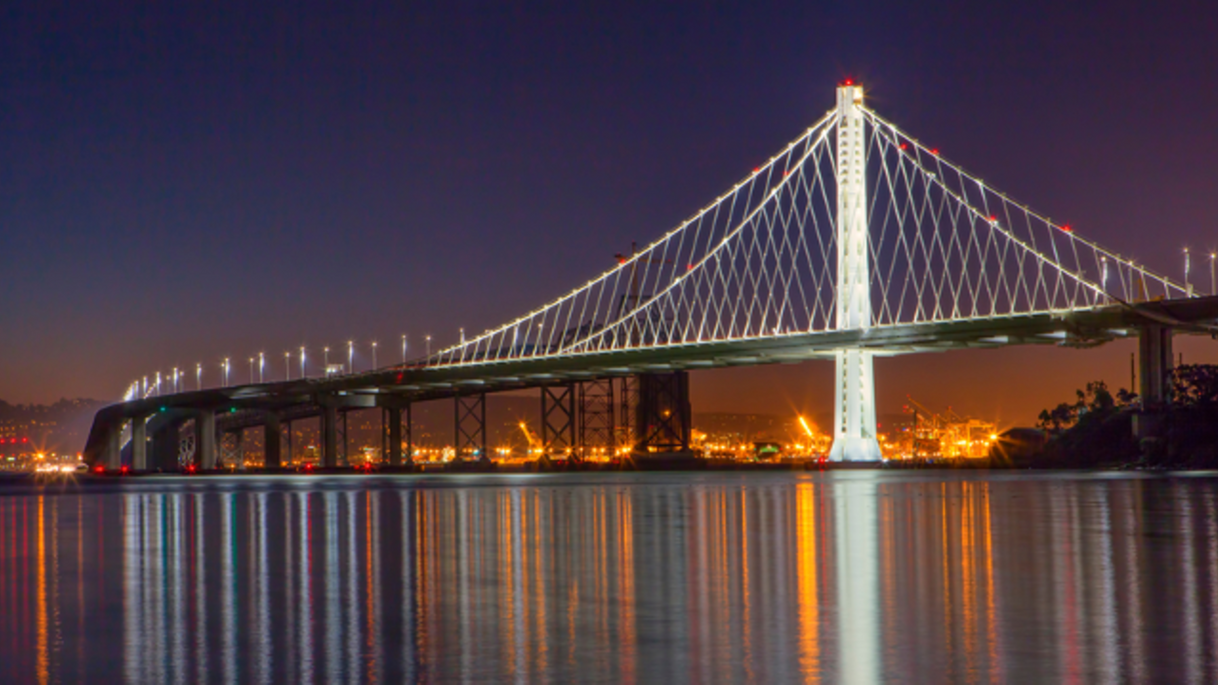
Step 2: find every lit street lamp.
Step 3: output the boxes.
[372,341,378,370]
[1185,247,1192,296]
[347,340,354,375]
[173,367,180,393]
[285,351,291,381]
[401,334,407,364]
[196,363,202,390]
[1210,253,1215,296]
[259,352,265,383]
[155,371,161,395]
[300,346,306,378]
[249,358,254,385]
[324,346,330,374]
[426,335,431,356]
[223,358,230,386]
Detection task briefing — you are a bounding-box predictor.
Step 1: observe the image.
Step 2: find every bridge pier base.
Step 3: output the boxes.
[197,411,217,470]
[829,349,882,462]
[634,371,692,454]
[542,384,576,462]
[322,405,338,468]
[131,415,147,471]
[264,413,281,469]
[151,421,180,471]
[103,422,122,471]
[455,394,488,461]
[1133,323,1174,441]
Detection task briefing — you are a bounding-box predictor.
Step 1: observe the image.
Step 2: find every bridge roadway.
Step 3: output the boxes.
[83,295,1218,470]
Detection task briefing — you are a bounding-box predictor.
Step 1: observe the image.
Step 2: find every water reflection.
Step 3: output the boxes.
[1,472,1217,682]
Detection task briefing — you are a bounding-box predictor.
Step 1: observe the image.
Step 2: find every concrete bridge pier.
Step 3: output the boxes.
[1134,323,1175,440]
[264,412,281,469]
[131,415,147,471]
[196,410,217,470]
[103,422,122,471]
[151,421,180,471]
[377,396,413,467]
[322,404,339,467]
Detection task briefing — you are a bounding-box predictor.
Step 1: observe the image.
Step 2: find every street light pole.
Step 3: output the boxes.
[1185,247,1192,296]
[348,340,353,375]
[372,341,378,370]
[285,351,291,381]
[300,346,306,379]
[259,352,265,383]
[223,358,230,386]
[1210,253,1215,296]
[426,335,431,356]
[196,363,202,390]
[402,334,407,363]
[173,367,179,393]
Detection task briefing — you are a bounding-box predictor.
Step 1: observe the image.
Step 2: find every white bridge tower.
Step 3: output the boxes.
[828,83,883,462]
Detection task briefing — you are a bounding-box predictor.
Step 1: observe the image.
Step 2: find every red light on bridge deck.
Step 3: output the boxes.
[1060,224,1072,233]
[843,79,853,86]
[687,263,694,270]
[753,167,760,173]
[931,148,939,155]
[989,215,997,222]
[899,143,907,150]
[783,170,789,177]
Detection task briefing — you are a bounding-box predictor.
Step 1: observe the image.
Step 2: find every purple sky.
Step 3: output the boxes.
[2,1,1216,425]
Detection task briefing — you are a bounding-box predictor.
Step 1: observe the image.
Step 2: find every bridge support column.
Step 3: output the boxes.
[103,422,122,471]
[828,82,882,462]
[196,410,217,470]
[541,384,576,462]
[1134,323,1174,440]
[264,413,281,469]
[322,404,339,468]
[829,350,882,462]
[634,371,692,454]
[386,407,402,466]
[455,394,487,461]
[151,421,180,471]
[579,379,615,460]
[131,415,147,471]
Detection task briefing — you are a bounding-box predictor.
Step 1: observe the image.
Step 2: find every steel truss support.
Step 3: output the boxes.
[541,384,577,461]
[219,429,243,470]
[579,379,615,460]
[829,82,882,462]
[179,419,197,468]
[454,394,488,461]
[618,375,639,453]
[635,371,691,453]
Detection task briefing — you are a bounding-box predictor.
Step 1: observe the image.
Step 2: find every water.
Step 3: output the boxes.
[2,471,1217,683]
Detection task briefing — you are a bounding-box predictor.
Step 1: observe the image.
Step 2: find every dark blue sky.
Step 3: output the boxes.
[3,1,1217,424]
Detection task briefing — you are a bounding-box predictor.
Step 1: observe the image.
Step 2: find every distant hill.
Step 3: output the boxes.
[0,398,107,456]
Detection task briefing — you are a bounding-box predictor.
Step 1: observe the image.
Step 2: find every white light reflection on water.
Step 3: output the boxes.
[2,471,1218,683]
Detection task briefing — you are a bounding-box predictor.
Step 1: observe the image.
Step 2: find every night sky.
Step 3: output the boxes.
[3,1,1217,426]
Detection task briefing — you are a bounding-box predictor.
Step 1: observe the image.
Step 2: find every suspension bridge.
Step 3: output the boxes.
[83,83,1218,471]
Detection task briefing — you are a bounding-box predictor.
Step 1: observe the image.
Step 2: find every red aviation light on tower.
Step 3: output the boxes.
[842,78,854,86]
